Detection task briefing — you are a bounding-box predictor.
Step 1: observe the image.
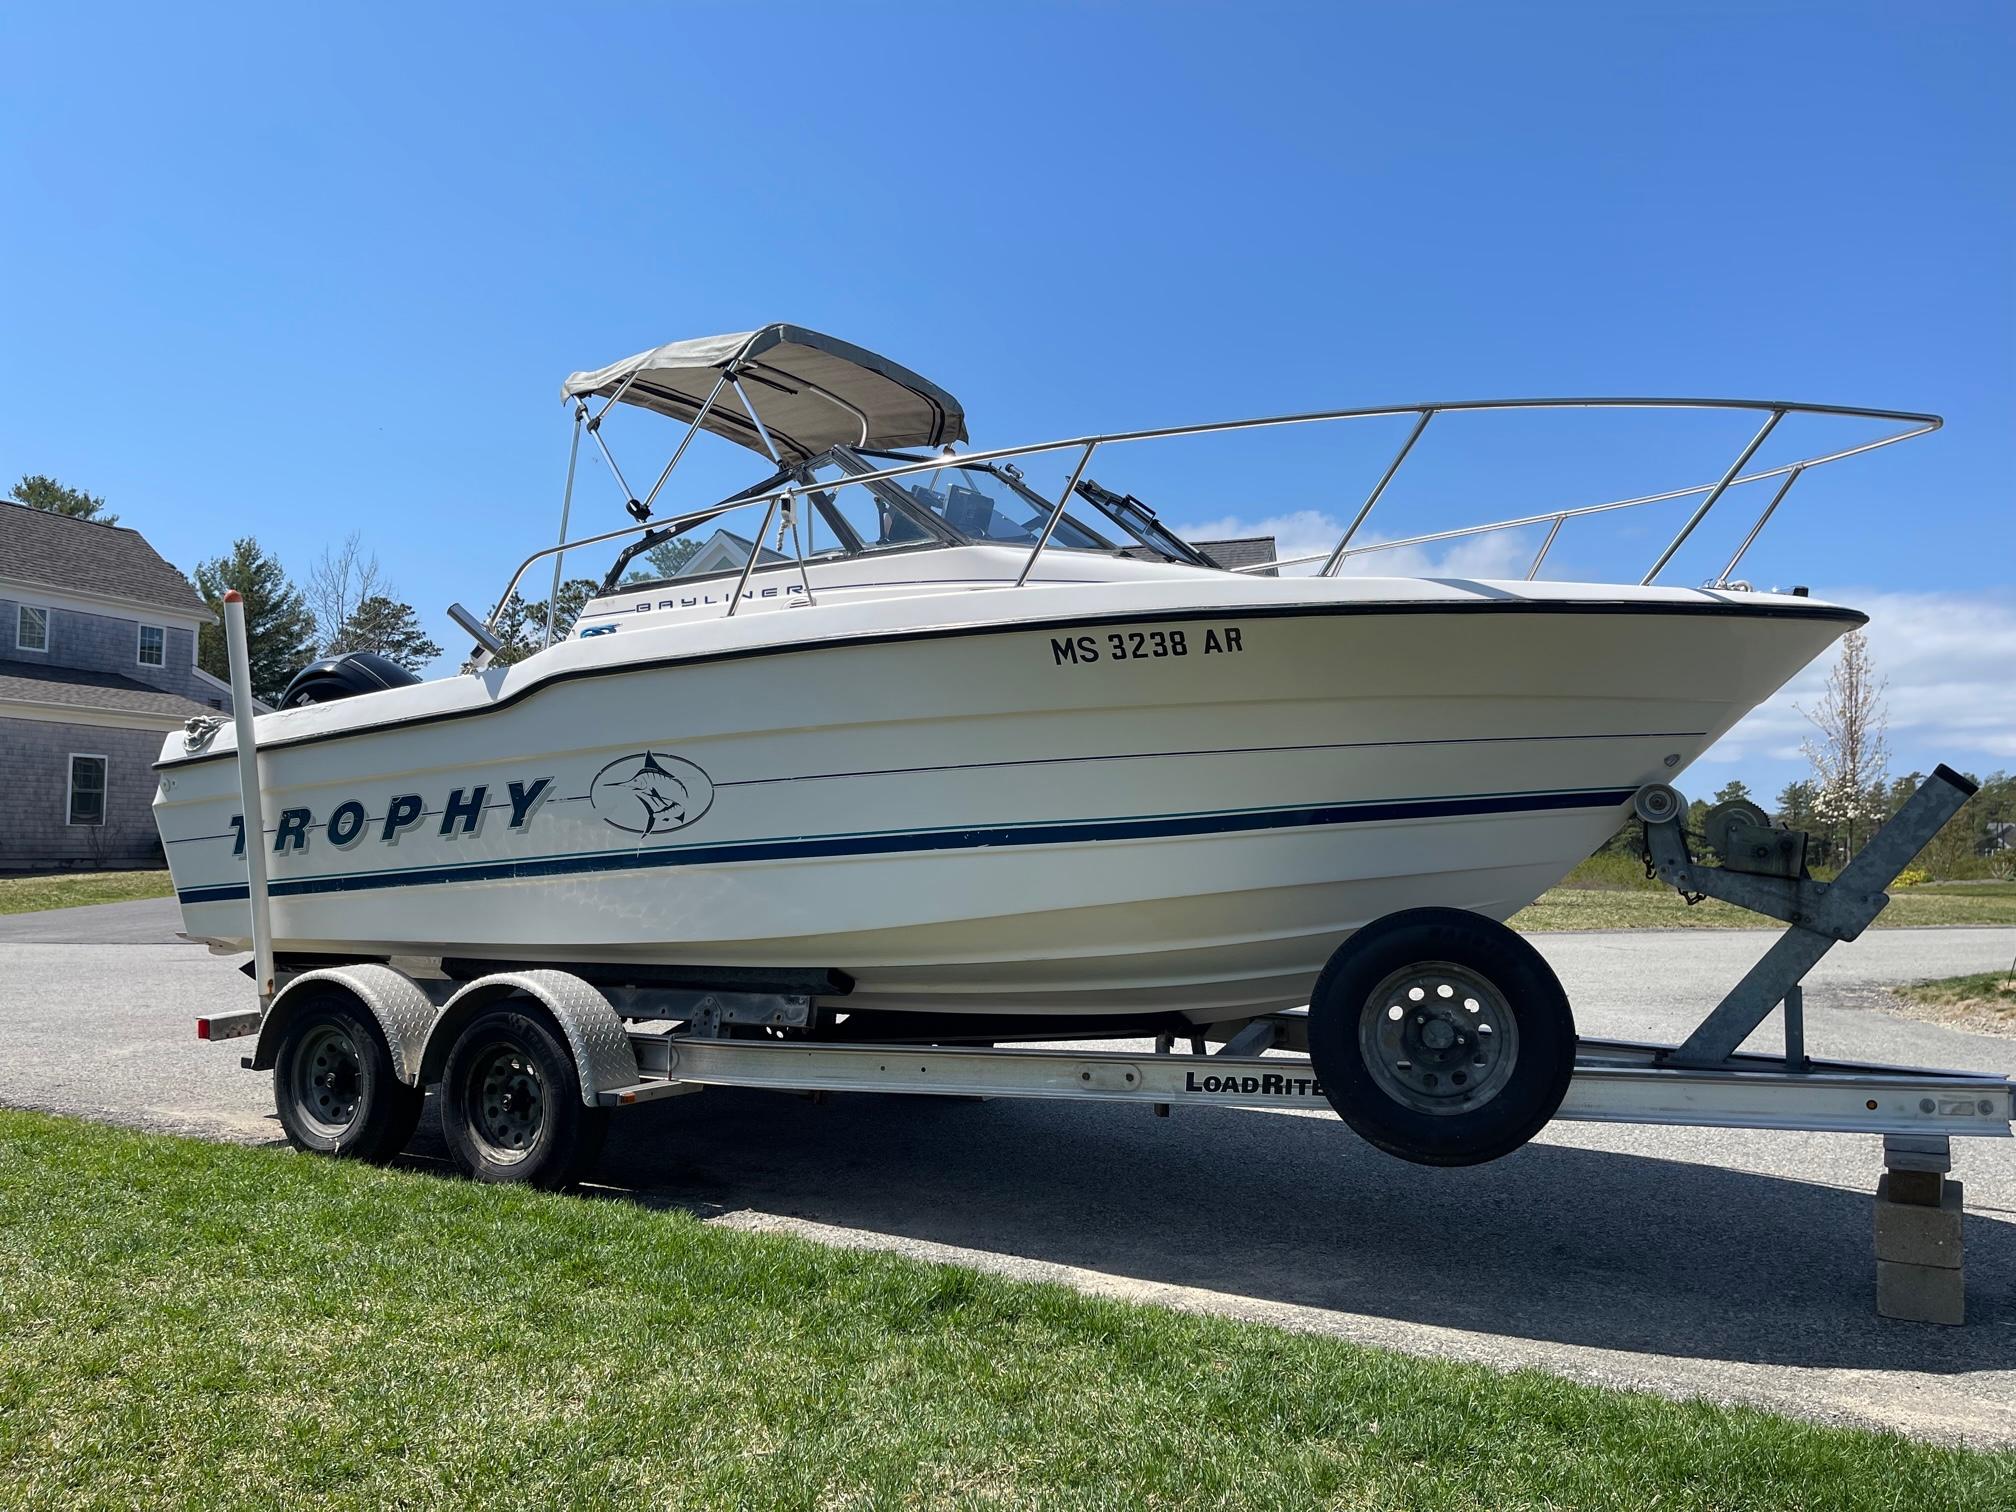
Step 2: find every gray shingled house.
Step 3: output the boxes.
[0,501,243,869]
[1194,536,1278,576]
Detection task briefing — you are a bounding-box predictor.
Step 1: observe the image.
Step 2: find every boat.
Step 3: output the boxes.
[153,325,1938,1035]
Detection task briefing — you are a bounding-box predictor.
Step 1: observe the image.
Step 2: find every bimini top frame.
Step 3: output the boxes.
[562,324,968,464]
[496,347,1941,650]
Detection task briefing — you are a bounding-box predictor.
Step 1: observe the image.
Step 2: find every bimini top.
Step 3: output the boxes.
[561,323,968,462]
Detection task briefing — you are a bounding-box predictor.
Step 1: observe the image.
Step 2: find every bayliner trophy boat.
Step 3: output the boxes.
[157,325,1978,1187]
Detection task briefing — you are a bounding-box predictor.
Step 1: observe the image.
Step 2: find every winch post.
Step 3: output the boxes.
[1646,766,1977,1068]
[221,591,276,1010]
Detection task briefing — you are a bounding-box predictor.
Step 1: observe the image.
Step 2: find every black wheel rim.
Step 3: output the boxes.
[466,1042,545,1162]
[293,1023,363,1138]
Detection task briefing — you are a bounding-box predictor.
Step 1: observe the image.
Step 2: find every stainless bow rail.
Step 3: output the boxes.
[478,395,1939,651]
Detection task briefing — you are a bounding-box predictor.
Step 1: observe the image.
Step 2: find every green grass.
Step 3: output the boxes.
[0,869,172,914]
[1511,866,2016,932]
[0,1111,2008,1508]
[1893,971,2016,1026]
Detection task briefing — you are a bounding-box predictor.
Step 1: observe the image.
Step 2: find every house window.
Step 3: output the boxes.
[17,604,49,653]
[67,755,107,827]
[138,624,166,667]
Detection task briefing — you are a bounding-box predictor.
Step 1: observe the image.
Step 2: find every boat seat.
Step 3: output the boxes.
[945,484,997,538]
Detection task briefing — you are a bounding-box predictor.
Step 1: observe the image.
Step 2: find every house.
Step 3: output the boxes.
[678,528,787,576]
[1195,536,1278,576]
[0,501,241,869]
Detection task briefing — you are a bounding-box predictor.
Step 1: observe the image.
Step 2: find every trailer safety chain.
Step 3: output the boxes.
[1641,821,1707,905]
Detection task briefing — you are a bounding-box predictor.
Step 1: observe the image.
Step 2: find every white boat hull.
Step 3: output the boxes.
[156,581,1856,1023]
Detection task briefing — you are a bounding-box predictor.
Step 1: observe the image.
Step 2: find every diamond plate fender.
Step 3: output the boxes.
[419,971,640,1108]
[251,964,441,1082]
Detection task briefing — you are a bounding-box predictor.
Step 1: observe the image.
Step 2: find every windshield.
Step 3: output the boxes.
[602,444,1213,592]
[854,452,1120,553]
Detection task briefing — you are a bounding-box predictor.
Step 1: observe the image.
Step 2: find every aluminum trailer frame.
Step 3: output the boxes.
[195,998,2016,1143]
[578,1019,2015,1143]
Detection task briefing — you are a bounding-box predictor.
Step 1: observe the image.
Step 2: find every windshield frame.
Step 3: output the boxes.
[852,447,1129,556]
[598,440,1219,595]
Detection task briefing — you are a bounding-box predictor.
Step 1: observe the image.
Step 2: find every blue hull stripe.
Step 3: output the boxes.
[175,786,1635,907]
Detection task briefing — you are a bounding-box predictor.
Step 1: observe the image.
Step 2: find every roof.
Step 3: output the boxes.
[562,324,968,463]
[0,658,221,720]
[0,500,211,617]
[1195,536,1279,574]
[691,527,786,563]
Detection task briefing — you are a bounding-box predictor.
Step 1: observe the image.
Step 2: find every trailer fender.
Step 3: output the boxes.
[251,964,440,1084]
[418,971,639,1108]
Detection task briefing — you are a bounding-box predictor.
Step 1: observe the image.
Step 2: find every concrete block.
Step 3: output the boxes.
[1884,1168,1945,1206]
[1875,1176,1964,1268]
[1882,1133,1953,1174]
[1877,1258,1965,1325]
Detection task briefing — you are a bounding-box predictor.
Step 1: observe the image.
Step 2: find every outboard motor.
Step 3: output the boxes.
[277,650,422,709]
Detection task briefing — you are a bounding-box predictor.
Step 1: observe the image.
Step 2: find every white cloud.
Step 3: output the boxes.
[1711,590,2016,774]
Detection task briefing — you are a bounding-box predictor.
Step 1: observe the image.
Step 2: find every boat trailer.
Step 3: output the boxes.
[195,769,2010,1324]
[195,596,2010,1323]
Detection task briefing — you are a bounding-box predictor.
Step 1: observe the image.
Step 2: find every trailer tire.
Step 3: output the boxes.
[1308,908,1575,1167]
[273,997,425,1162]
[439,1005,608,1189]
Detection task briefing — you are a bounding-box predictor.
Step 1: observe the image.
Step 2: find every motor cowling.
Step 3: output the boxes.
[277,650,422,709]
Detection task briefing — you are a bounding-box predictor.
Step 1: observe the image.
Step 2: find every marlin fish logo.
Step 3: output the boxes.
[588,751,716,836]
[610,753,687,827]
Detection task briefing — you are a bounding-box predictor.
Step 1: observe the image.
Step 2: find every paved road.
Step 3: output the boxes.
[3,897,2014,1444]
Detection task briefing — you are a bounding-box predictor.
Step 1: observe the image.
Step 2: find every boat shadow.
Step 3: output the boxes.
[535,1086,2016,1374]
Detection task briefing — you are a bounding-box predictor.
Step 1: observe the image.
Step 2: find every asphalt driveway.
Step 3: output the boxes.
[3,896,2013,1444]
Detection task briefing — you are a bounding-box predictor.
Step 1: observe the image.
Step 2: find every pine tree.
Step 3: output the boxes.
[331,594,443,672]
[12,473,117,524]
[478,578,601,666]
[193,538,318,704]
[1774,780,1817,831]
[643,536,701,580]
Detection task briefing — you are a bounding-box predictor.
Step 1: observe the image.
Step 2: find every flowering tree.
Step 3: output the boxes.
[1800,630,1889,861]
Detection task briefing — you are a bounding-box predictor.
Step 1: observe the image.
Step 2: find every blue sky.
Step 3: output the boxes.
[2,3,2009,800]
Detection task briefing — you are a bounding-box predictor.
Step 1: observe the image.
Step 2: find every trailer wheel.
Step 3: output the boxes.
[273,998,424,1162]
[1307,908,1575,1166]
[439,1005,608,1189]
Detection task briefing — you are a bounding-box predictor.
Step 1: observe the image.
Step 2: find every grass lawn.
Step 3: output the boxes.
[0,869,173,915]
[0,1111,2008,1508]
[1893,971,2016,1028]
[1512,861,2016,933]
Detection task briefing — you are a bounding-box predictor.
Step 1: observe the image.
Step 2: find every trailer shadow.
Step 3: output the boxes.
[554,1087,2014,1375]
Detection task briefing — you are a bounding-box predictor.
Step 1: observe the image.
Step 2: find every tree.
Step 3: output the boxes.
[1799,629,1889,861]
[304,531,441,672]
[1909,768,2016,880]
[331,594,443,672]
[194,538,318,704]
[305,532,389,653]
[13,473,117,524]
[478,577,600,667]
[642,535,700,580]
[1712,779,1754,806]
[1774,780,1817,832]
